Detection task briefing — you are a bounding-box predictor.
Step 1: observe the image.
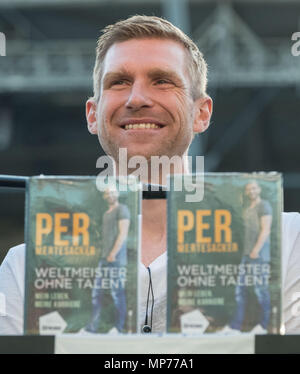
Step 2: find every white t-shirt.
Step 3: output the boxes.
[0,212,300,335]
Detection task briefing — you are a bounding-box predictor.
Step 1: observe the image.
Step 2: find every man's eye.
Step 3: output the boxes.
[156,79,170,84]
[155,79,174,86]
[111,80,126,86]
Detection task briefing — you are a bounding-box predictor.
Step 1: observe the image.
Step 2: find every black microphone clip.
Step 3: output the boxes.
[142,324,152,333]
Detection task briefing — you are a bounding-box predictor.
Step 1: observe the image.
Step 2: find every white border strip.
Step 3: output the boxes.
[55,333,255,354]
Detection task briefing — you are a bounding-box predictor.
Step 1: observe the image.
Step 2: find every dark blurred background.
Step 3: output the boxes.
[0,0,300,263]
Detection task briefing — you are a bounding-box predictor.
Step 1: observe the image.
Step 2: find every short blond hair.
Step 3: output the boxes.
[92,15,208,102]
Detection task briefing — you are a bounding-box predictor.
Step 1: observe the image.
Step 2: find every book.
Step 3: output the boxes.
[24,176,141,335]
[167,172,282,334]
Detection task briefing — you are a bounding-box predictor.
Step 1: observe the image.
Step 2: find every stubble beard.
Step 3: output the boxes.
[98,120,193,176]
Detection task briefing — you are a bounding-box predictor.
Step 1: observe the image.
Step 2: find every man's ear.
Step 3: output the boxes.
[86,98,98,135]
[192,95,213,134]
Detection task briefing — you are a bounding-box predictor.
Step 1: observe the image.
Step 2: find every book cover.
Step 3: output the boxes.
[167,172,282,334]
[24,176,141,334]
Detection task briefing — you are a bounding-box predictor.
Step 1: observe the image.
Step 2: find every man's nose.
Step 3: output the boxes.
[125,82,153,111]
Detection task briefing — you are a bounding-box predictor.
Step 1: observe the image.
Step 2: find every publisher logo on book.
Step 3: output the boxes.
[0,292,6,316]
[0,32,6,56]
[291,292,300,317]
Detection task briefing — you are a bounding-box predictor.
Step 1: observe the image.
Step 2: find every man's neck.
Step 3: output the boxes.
[250,196,261,208]
[115,153,190,186]
[108,201,118,211]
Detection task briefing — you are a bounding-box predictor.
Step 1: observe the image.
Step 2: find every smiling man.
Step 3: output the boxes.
[86,25,212,193]
[221,181,273,335]
[0,15,299,335]
[87,37,211,164]
[84,187,130,334]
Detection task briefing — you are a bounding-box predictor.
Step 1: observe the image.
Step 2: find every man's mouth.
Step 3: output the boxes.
[122,123,163,130]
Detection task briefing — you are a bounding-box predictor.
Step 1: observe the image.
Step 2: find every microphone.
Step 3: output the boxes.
[142,267,154,334]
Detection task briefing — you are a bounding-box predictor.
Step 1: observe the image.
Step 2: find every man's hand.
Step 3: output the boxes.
[249,215,272,260]
[249,249,259,259]
[106,253,116,262]
[106,219,130,263]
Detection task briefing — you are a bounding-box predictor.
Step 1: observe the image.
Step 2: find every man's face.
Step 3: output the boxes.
[245,182,261,201]
[88,38,211,161]
[103,188,119,204]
